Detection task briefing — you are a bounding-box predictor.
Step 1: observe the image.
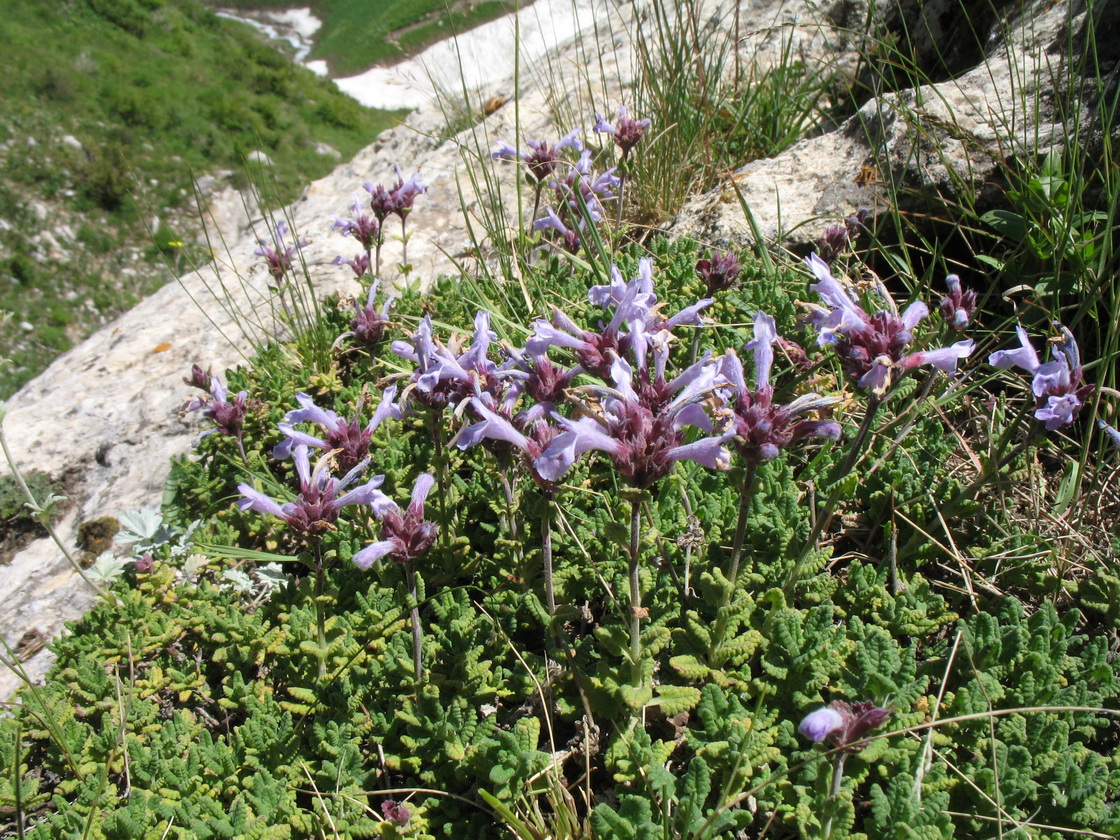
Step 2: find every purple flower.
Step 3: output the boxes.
[492,130,583,183]
[799,700,891,750]
[381,800,410,826]
[351,474,439,569]
[527,258,710,379]
[238,445,387,537]
[364,165,426,221]
[696,251,742,295]
[183,363,210,391]
[804,254,975,395]
[939,274,977,330]
[593,105,651,156]
[989,325,1093,430]
[332,196,380,251]
[273,386,400,473]
[182,375,249,440]
[815,208,870,265]
[535,353,730,488]
[392,312,503,411]
[332,252,371,278]
[798,706,845,742]
[533,205,582,253]
[549,149,618,223]
[720,312,841,463]
[340,281,394,348]
[254,220,306,282]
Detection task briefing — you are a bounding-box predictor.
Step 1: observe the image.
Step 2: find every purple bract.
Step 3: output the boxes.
[804,254,974,395]
[238,445,387,537]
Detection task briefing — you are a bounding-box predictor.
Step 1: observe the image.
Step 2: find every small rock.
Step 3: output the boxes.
[61,135,83,150]
[246,150,273,167]
[19,321,33,332]
[314,142,341,159]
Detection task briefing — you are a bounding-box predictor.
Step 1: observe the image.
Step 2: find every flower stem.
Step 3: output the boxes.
[0,420,115,605]
[784,394,882,593]
[541,495,555,616]
[400,217,409,271]
[406,562,423,683]
[726,461,759,591]
[428,412,449,549]
[824,751,849,840]
[628,494,644,688]
[314,546,327,681]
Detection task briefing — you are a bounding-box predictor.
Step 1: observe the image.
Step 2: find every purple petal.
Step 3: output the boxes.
[857,360,892,395]
[284,393,341,431]
[237,484,287,519]
[799,707,845,742]
[900,301,929,330]
[351,539,399,570]
[989,326,1040,373]
[746,311,777,389]
[902,339,975,374]
[408,474,437,516]
[666,436,731,471]
[273,427,329,460]
[1036,394,1083,429]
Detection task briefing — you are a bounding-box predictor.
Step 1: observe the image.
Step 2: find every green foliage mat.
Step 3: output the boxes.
[2,239,1118,838]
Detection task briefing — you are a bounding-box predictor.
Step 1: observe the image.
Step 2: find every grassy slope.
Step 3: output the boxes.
[0,0,405,398]
[213,0,524,75]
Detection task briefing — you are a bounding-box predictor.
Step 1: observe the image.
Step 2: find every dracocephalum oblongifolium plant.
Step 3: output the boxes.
[2,182,1120,840]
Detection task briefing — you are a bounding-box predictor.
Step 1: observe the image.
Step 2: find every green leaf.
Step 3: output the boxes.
[652,684,701,716]
[981,209,1029,241]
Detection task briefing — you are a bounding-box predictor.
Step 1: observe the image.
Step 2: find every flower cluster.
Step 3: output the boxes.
[695,250,742,295]
[989,324,1092,430]
[238,446,386,537]
[939,274,977,330]
[815,208,870,265]
[391,311,503,412]
[340,281,394,349]
[454,258,840,491]
[273,386,399,473]
[593,105,651,159]
[254,220,307,283]
[181,373,249,440]
[804,254,975,395]
[798,700,891,751]
[719,312,841,464]
[365,164,426,223]
[493,125,620,253]
[351,474,439,569]
[331,166,427,279]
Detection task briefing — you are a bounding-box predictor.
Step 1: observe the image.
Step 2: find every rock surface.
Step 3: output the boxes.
[0,0,1105,697]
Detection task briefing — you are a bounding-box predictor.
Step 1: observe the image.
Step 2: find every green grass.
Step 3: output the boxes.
[0,0,406,398]
[213,0,524,76]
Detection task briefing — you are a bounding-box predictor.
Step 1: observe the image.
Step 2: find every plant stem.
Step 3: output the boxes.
[498,463,521,564]
[428,411,450,548]
[314,545,327,681]
[400,217,409,270]
[406,562,423,684]
[0,421,115,604]
[824,751,849,840]
[628,494,644,688]
[726,461,759,590]
[784,394,882,593]
[541,495,555,616]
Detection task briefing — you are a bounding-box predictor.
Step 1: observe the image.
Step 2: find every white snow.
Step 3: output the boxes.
[334,0,600,110]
